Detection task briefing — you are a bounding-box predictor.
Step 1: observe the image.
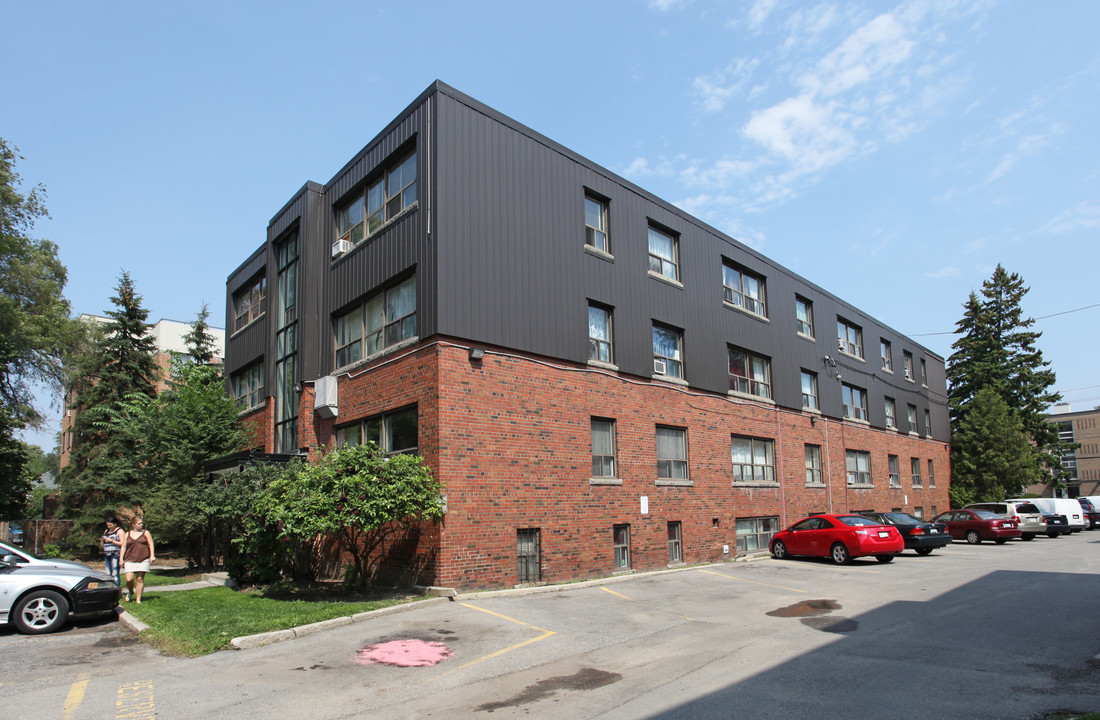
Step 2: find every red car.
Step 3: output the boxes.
[932,509,1021,544]
[769,514,904,565]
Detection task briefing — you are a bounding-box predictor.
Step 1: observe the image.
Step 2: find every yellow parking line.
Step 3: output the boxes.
[698,568,807,593]
[601,587,633,601]
[62,673,90,720]
[434,603,557,677]
[116,680,155,719]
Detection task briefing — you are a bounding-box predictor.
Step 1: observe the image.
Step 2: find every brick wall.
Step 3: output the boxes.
[303,341,950,592]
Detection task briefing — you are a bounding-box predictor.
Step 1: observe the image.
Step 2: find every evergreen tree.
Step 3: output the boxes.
[61,272,159,537]
[182,303,216,367]
[947,265,1065,501]
[949,387,1039,507]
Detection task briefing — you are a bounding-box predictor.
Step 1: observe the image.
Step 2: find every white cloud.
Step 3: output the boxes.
[925,265,960,279]
[743,94,857,175]
[1036,202,1100,236]
[649,0,692,11]
[748,0,780,30]
[693,58,761,113]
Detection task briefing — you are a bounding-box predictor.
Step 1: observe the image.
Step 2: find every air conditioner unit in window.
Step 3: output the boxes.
[837,337,847,352]
[654,358,667,375]
[331,239,353,257]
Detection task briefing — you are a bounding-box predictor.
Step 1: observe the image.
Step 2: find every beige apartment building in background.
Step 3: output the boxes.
[1030,403,1100,498]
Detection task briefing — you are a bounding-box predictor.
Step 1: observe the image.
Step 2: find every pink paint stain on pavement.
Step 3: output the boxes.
[355,639,453,667]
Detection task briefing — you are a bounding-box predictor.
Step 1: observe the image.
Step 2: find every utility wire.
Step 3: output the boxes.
[910,301,1100,337]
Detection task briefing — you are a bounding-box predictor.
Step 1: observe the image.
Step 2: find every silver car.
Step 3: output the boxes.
[1,551,119,634]
[0,540,93,571]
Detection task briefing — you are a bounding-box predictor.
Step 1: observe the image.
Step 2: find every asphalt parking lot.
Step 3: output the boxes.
[3,531,1099,719]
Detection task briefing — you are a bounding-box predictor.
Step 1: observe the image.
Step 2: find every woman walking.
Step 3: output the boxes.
[120,516,156,603]
[101,515,122,585]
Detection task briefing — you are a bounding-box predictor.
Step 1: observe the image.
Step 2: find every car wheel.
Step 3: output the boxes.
[771,540,789,560]
[12,589,69,635]
[994,538,1008,545]
[915,547,934,556]
[875,554,894,563]
[1020,533,1035,541]
[830,543,851,565]
[966,530,981,545]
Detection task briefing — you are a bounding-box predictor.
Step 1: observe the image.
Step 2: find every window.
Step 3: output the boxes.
[728,346,771,398]
[723,261,767,317]
[233,364,264,410]
[907,404,918,433]
[652,324,684,379]
[584,195,609,253]
[846,449,871,486]
[805,444,823,485]
[911,457,922,487]
[801,371,819,410]
[880,339,893,372]
[841,383,868,421]
[914,506,924,520]
[736,517,779,553]
[334,275,417,368]
[888,454,901,488]
[656,425,688,480]
[837,318,863,358]
[928,459,936,487]
[588,304,613,364]
[274,232,299,453]
[335,405,418,456]
[903,351,915,381]
[517,529,541,583]
[795,296,814,337]
[732,436,776,484]
[591,418,617,478]
[884,397,897,429]
[924,409,932,436]
[233,275,267,332]
[667,521,682,564]
[920,358,928,386]
[647,226,679,282]
[337,151,418,246]
[613,524,631,569]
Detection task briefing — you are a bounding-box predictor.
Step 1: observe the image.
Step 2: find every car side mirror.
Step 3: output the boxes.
[1,554,19,564]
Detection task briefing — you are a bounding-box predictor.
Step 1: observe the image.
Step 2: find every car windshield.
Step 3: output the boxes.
[0,541,33,560]
[883,513,920,524]
[973,510,1002,520]
[836,515,880,527]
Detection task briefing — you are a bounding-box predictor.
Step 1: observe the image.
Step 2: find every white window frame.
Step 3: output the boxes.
[801,370,819,410]
[841,383,868,421]
[880,339,893,372]
[656,425,689,480]
[588,304,613,364]
[667,521,682,564]
[846,449,872,486]
[652,324,684,379]
[732,435,776,484]
[884,397,897,429]
[837,318,864,359]
[911,457,923,487]
[613,524,631,569]
[585,195,609,254]
[795,296,814,338]
[736,517,779,553]
[591,417,617,479]
[888,454,901,488]
[728,347,771,399]
[903,351,915,381]
[723,261,767,317]
[647,226,679,282]
[805,444,823,485]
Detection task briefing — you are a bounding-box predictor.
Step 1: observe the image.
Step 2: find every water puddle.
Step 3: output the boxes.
[766,599,840,617]
[476,668,623,712]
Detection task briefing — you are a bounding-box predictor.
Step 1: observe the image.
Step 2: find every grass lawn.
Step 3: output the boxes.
[124,583,429,656]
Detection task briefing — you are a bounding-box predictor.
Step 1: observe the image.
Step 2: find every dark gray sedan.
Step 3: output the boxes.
[858,511,953,555]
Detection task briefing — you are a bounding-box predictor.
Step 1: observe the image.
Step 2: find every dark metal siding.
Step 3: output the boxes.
[431,86,949,442]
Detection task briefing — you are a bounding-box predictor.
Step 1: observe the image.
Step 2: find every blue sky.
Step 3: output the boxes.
[6,0,1099,451]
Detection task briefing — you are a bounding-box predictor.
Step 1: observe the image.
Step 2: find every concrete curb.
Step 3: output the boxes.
[115,606,149,634]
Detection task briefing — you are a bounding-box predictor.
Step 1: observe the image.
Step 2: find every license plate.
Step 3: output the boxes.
[878,531,890,538]
[930,528,938,534]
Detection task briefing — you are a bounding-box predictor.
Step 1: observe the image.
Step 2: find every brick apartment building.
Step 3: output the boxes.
[224,81,951,592]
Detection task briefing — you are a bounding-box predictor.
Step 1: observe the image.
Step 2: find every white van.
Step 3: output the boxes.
[1008,497,1086,532]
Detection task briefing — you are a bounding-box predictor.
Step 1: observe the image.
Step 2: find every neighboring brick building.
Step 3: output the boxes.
[58,315,225,469]
[1031,404,1100,497]
[224,81,951,591]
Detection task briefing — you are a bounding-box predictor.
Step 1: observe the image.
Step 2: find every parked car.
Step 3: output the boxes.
[964,501,1063,540]
[857,511,953,555]
[1007,498,1086,532]
[0,559,118,634]
[0,541,93,572]
[932,509,1021,544]
[7,523,22,545]
[1076,497,1100,529]
[770,514,904,565]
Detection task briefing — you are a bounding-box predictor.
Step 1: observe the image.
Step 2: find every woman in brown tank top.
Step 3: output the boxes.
[120,516,156,603]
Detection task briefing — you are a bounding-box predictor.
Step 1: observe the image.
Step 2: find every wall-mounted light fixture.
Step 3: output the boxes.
[468,347,485,361]
[810,415,817,426]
